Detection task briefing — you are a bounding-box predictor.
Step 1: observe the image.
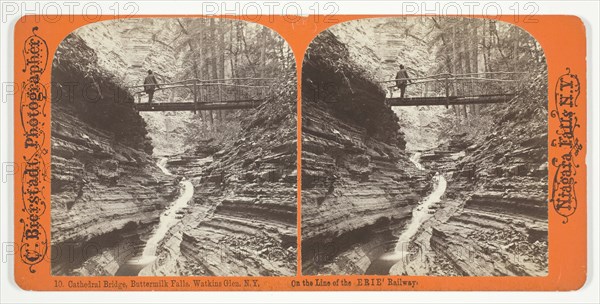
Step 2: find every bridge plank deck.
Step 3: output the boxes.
[133,99,262,111]
[386,94,515,106]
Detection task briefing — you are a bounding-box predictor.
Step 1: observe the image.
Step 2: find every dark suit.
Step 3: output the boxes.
[395,69,409,98]
[144,74,159,103]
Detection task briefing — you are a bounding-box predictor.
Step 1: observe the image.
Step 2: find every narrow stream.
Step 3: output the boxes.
[365,152,447,275]
[115,157,194,276]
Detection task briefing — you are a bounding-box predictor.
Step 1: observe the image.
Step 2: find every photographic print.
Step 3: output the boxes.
[49,18,297,277]
[301,17,549,276]
[12,11,586,292]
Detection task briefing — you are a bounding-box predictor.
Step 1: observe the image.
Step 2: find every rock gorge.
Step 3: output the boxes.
[144,83,298,276]
[50,17,548,278]
[51,19,297,276]
[301,18,548,276]
[51,33,180,275]
[412,72,549,276]
[301,31,431,274]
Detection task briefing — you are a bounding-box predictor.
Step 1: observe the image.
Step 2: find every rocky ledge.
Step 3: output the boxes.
[301,31,430,275]
[147,80,298,276]
[50,34,178,275]
[394,72,549,276]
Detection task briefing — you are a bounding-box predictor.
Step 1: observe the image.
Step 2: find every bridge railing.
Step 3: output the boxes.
[379,71,527,99]
[126,77,275,105]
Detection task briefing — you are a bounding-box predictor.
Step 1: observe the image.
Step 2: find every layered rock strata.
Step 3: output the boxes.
[50,34,178,275]
[301,31,430,275]
[394,72,549,276]
[146,82,299,276]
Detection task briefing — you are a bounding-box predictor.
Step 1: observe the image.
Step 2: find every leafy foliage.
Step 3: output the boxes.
[167,19,295,153]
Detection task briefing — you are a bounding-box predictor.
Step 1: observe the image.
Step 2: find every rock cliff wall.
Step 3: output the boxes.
[51,34,178,275]
[406,71,549,276]
[146,79,298,276]
[301,31,430,275]
[73,19,188,156]
[58,20,298,277]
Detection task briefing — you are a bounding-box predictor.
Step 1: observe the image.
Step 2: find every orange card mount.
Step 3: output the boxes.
[14,14,586,291]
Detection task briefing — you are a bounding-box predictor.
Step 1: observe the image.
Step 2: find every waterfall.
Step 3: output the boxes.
[394,173,446,252]
[142,159,194,257]
[115,158,195,275]
[365,152,448,274]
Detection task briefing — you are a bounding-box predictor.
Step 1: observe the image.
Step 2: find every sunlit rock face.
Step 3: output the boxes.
[74,19,189,156]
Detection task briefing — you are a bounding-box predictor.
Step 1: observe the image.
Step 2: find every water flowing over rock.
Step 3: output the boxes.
[302,19,548,277]
[148,88,298,276]
[415,72,549,276]
[51,20,298,276]
[51,34,179,275]
[53,18,297,276]
[301,31,431,275]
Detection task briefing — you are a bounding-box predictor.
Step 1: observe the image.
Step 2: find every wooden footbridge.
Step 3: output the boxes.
[126,72,524,111]
[381,72,526,107]
[127,78,274,112]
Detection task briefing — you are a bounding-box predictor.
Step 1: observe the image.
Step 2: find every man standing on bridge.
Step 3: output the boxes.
[144,70,160,103]
[395,64,412,98]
